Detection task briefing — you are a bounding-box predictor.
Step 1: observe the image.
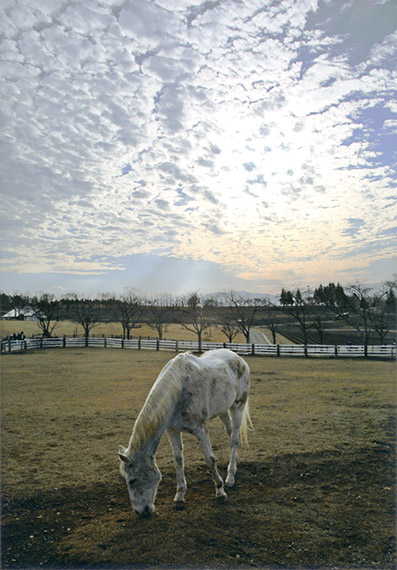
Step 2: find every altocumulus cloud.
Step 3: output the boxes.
[0,0,396,295]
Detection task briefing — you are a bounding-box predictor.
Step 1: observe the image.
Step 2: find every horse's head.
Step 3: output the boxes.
[118,446,161,517]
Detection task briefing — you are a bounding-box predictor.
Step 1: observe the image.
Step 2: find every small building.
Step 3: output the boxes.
[2,307,40,321]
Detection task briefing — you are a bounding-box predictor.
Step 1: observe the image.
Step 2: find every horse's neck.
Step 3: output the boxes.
[130,424,165,457]
[128,399,171,457]
[128,362,182,456]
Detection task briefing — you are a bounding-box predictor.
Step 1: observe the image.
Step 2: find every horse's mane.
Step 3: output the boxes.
[128,353,190,452]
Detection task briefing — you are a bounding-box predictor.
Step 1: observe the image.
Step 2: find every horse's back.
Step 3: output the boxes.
[200,348,249,379]
[168,350,250,424]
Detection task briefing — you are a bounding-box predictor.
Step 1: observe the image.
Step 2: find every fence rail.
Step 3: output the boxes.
[1,337,395,359]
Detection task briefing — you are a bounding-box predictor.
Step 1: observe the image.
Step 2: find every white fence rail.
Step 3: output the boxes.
[1,337,395,358]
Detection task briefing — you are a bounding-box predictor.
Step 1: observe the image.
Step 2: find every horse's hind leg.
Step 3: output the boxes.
[219,411,234,486]
[193,424,227,503]
[166,428,186,509]
[225,402,245,487]
[219,411,232,437]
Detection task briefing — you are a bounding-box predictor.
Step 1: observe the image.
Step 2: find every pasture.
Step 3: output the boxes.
[0,320,247,344]
[1,349,395,569]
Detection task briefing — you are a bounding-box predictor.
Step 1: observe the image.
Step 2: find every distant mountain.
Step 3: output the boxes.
[202,290,279,304]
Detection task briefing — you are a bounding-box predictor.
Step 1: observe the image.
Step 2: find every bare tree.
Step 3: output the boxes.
[115,289,146,340]
[261,302,282,344]
[314,280,396,346]
[369,281,396,344]
[148,301,170,340]
[34,294,61,338]
[69,295,100,345]
[312,316,326,344]
[179,293,212,352]
[345,284,377,346]
[222,291,263,343]
[219,319,240,343]
[279,288,316,346]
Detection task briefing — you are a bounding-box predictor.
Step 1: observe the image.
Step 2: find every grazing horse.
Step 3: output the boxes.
[118,349,252,516]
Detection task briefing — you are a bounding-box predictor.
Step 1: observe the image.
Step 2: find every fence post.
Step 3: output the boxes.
[63,335,66,348]
[104,337,107,348]
[121,338,124,349]
[251,343,255,356]
[304,345,308,358]
[138,337,141,350]
[334,345,338,357]
[175,340,179,353]
[156,339,160,351]
[277,344,280,357]
[364,344,368,358]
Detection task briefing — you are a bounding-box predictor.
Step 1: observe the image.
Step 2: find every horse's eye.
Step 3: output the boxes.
[129,478,136,486]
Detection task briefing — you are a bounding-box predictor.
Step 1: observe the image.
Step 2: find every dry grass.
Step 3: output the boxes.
[0,320,246,343]
[1,349,396,569]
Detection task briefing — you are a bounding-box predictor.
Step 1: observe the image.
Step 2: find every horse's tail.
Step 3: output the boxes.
[240,399,254,449]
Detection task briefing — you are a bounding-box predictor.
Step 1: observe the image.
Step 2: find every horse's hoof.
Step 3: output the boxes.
[225,480,235,488]
[216,494,227,504]
[173,500,185,510]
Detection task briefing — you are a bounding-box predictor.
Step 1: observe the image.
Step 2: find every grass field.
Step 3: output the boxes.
[0,320,247,344]
[1,349,396,569]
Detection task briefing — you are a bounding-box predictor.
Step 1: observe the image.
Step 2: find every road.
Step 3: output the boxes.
[249,328,272,344]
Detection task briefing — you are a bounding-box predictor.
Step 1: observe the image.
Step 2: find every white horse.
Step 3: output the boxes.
[118,349,252,516]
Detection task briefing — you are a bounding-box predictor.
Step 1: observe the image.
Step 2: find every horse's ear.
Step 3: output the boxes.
[118,445,129,463]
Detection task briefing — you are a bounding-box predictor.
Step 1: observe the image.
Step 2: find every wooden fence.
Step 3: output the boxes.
[1,337,395,359]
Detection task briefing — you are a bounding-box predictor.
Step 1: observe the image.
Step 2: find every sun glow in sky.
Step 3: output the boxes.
[0,0,396,297]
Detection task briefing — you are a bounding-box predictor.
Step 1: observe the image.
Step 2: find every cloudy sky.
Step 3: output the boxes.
[1,0,396,298]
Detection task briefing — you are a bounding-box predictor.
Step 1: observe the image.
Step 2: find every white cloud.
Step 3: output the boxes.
[0,0,395,295]
[383,119,397,134]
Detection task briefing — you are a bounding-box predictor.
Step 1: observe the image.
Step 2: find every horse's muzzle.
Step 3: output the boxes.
[134,504,154,517]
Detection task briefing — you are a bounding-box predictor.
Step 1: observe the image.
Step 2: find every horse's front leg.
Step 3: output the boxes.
[166,428,186,510]
[193,424,227,503]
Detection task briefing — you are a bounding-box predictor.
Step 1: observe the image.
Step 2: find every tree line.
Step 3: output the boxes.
[1,280,396,348]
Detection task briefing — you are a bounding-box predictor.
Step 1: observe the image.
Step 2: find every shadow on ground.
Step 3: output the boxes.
[2,443,395,569]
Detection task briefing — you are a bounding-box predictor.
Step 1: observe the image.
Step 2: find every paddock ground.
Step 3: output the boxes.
[1,349,396,569]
